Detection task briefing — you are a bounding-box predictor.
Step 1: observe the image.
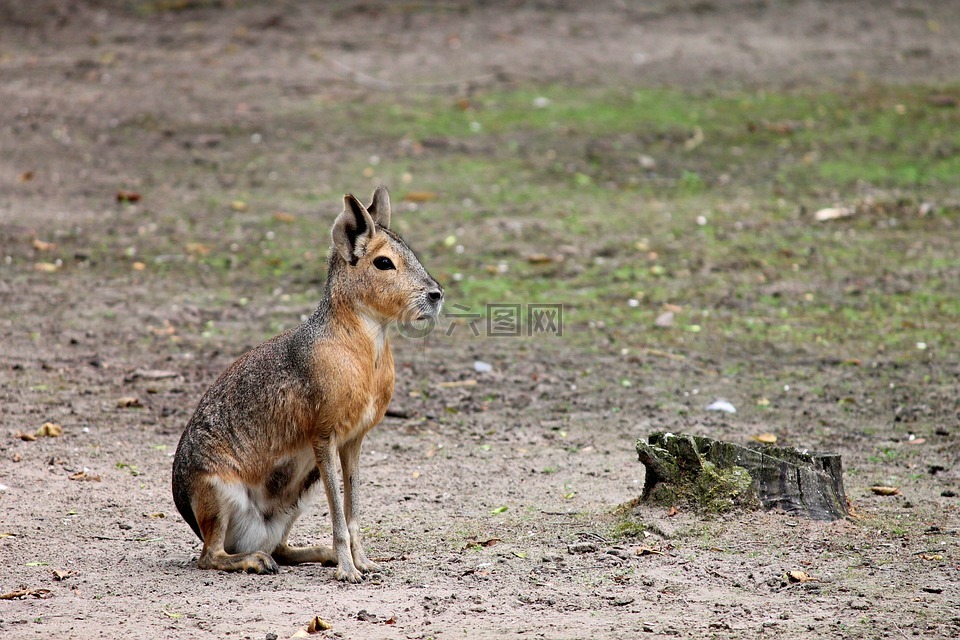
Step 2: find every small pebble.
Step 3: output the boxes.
[356,609,378,622]
[654,311,674,328]
[706,399,737,414]
[473,360,493,373]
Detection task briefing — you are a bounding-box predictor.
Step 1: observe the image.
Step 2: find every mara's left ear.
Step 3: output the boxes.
[331,194,377,264]
[367,185,391,229]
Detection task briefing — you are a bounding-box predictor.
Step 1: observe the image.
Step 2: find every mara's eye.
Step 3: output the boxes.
[373,256,395,271]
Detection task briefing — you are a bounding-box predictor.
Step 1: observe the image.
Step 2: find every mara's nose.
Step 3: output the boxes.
[427,289,443,302]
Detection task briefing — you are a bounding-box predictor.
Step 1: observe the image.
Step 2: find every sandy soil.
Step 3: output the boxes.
[1,2,958,639]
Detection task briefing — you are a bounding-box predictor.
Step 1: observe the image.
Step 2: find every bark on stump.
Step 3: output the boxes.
[636,432,848,521]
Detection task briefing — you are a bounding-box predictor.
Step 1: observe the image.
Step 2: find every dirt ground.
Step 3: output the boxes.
[1,1,959,638]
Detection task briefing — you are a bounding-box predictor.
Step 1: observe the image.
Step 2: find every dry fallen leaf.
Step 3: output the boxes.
[36,422,63,438]
[69,471,101,482]
[919,554,943,561]
[52,569,77,581]
[307,616,333,633]
[31,238,56,252]
[230,200,248,211]
[871,486,901,496]
[667,506,679,517]
[128,369,180,381]
[185,242,212,256]
[132,261,146,271]
[526,253,553,264]
[384,616,397,625]
[643,348,686,361]
[786,570,817,583]
[0,588,52,600]
[116,190,141,203]
[33,262,60,273]
[273,211,296,223]
[435,379,478,389]
[462,538,500,550]
[403,191,437,203]
[684,126,704,150]
[19,170,35,182]
[149,321,177,337]
[117,397,142,409]
[145,512,166,519]
[15,431,37,442]
[765,120,803,135]
[814,206,853,222]
[752,433,778,445]
[636,546,665,556]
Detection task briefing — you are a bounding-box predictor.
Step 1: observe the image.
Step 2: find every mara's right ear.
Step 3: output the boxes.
[331,194,377,264]
[367,185,391,229]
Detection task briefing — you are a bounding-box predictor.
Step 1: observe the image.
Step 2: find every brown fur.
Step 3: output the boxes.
[172,187,442,581]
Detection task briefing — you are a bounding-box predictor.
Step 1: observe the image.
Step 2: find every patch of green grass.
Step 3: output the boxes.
[609,518,647,541]
[69,82,960,362]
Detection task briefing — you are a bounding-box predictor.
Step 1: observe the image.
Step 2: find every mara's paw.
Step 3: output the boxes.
[243,551,280,575]
[335,564,363,583]
[354,558,382,574]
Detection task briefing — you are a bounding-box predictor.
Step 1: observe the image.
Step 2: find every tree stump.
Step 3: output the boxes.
[636,432,849,521]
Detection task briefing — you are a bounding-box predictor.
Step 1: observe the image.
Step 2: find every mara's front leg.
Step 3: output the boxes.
[340,437,381,574]
[314,439,362,582]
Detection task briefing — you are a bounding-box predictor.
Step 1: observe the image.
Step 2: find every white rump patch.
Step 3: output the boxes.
[209,477,295,554]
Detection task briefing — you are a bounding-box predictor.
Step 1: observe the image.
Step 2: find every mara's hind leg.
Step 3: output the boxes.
[272,512,337,566]
[193,481,279,574]
[339,437,381,574]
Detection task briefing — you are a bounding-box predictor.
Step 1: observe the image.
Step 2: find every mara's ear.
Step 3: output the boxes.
[367,185,391,229]
[331,194,377,264]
